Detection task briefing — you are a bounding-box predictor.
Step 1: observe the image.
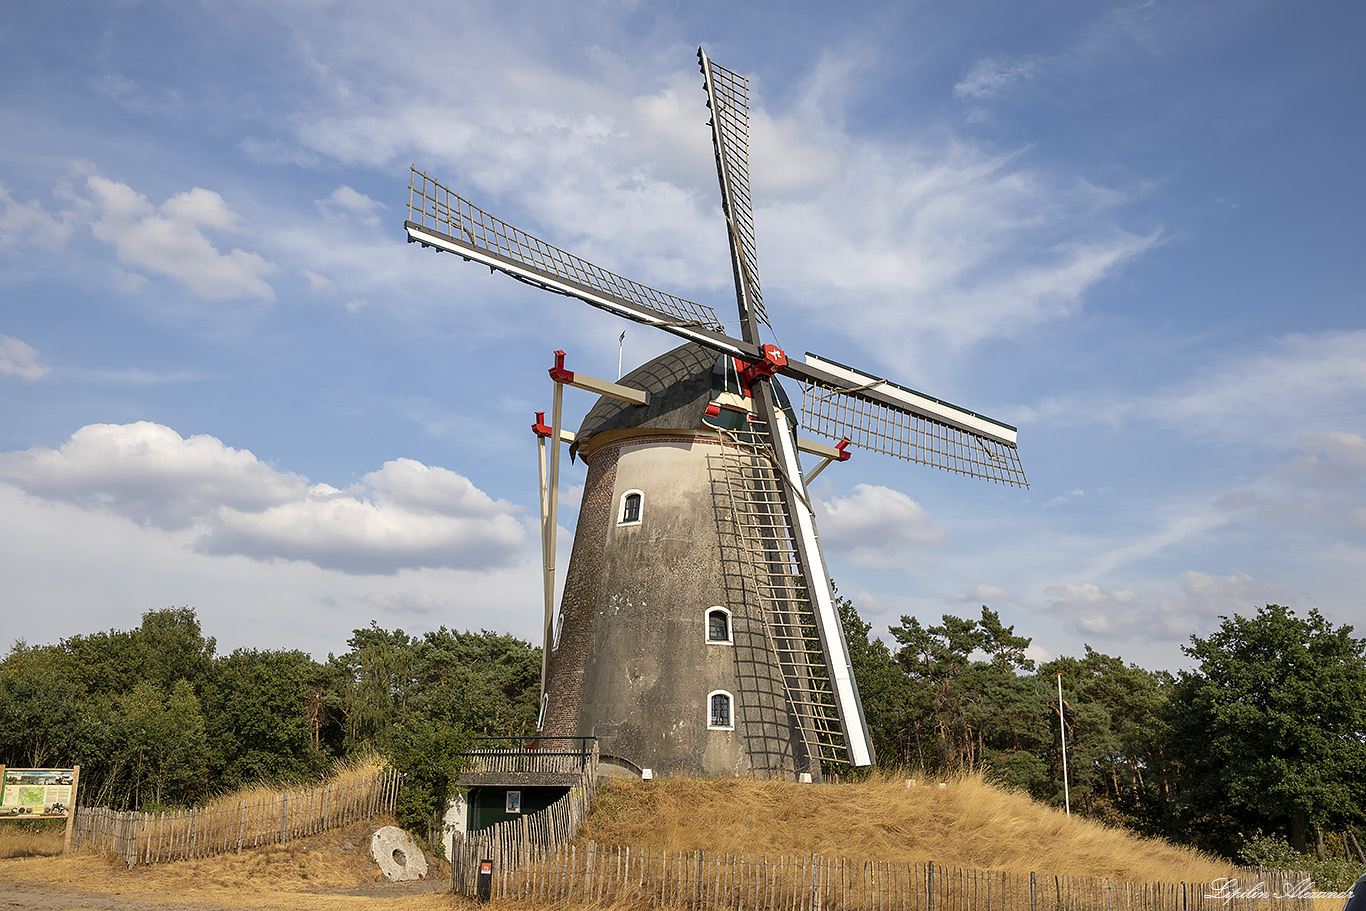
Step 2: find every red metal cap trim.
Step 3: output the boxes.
[548,350,574,384]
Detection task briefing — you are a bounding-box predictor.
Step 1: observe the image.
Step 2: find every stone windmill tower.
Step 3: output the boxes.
[405,49,1028,780]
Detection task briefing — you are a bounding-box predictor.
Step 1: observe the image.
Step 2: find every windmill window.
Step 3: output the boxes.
[707,690,734,730]
[706,607,732,644]
[618,490,643,525]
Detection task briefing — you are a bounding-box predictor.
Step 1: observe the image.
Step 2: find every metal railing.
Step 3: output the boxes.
[457,737,598,776]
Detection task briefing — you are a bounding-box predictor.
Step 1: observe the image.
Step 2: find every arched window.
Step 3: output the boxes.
[706,607,732,644]
[618,489,643,525]
[708,690,734,730]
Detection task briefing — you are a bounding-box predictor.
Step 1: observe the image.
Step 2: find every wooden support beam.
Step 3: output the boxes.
[549,351,649,406]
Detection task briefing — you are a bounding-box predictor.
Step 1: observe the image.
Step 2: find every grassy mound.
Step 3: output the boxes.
[578,772,1232,883]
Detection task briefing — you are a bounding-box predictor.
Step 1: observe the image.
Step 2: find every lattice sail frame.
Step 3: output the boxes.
[798,378,1028,487]
[699,52,767,331]
[408,168,723,332]
[708,423,848,765]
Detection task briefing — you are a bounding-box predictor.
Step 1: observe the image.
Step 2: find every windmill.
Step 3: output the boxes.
[405,49,1027,780]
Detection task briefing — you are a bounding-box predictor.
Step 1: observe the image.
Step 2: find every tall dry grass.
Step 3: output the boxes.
[0,820,65,859]
[201,747,390,814]
[579,771,1233,884]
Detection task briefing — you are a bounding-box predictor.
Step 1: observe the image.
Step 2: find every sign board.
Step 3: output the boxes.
[0,767,75,817]
[0,765,81,855]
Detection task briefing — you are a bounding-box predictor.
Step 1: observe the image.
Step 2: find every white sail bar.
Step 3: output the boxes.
[758,387,875,767]
[800,353,1016,445]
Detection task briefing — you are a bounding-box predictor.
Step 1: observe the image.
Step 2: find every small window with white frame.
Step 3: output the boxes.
[706,607,732,644]
[618,489,643,525]
[707,690,734,730]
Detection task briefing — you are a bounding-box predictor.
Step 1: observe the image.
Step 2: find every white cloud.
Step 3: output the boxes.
[760,140,1160,376]
[0,483,542,659]
[0,422,306,530]
[270,45,1153,366]
[1042,570,1297,646]
[1081,504,1228,577]
[0,335,51,380]
[84,176,277,300]
[318,185,387,226]
[0,183,77,248]
[954,57,1041,99]
[1154,330,1366,445]
[817,483,943,569]
[0,423,526,575]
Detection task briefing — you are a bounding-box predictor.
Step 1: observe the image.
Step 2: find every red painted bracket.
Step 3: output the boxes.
[741,344,788,385]
[532,411,552,438]
[836,439,852,461]
[549,350,574,384]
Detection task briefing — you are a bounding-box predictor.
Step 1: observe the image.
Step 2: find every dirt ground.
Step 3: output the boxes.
[0,818,473,911]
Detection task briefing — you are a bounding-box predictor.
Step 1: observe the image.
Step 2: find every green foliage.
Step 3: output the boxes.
[387,717,470,856]
[1171,605,1366,855]
[0,609,541,818]
[1237,832,1366,891]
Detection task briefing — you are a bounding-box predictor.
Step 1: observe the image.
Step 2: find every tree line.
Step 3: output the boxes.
[838,598,1366,864]
[1,600,1363,868]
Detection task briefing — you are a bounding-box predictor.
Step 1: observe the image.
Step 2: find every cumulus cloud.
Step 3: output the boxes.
[0,335,50,380]
[0,423,525,574]
[84,176,277,300]
[817,483,943,569]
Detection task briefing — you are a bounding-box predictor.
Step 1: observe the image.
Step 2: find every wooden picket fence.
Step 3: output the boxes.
[72,767,402,867]
[459,844,1320,911]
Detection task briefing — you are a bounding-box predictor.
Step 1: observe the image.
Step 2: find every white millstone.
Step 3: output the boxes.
[370,826,428,881]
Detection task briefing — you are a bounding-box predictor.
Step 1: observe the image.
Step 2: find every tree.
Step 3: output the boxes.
[834,592,917,769]
[1171,605,1366,855]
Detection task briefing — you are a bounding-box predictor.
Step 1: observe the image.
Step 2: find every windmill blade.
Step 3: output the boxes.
[785,353,1029,488]
[407,167,755,357]
[698,49,768,340]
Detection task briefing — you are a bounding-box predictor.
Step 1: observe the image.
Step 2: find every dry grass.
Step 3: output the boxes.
[0,814,458,911]
[202,746,390,813]
[579,771,1233,884]
[0,821,65,859]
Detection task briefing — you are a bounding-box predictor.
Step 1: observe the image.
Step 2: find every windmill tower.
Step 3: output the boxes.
[405,50,1028,780]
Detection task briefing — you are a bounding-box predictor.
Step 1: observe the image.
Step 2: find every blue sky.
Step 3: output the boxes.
[2,0,1362,671]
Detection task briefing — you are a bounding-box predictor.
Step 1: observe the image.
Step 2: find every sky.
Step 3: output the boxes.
[1,0,1363,673]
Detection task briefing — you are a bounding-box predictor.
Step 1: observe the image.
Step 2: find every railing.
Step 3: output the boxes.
[72,768,401,867]
[456,736,598,776]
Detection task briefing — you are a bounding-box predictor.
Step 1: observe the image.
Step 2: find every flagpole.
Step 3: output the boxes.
[1058,673,1071,815]
[617,330,625,380]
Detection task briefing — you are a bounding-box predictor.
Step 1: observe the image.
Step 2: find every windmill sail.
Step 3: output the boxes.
[407,168,726,339]
[792,354,1029,488]
[699,49,767,338]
